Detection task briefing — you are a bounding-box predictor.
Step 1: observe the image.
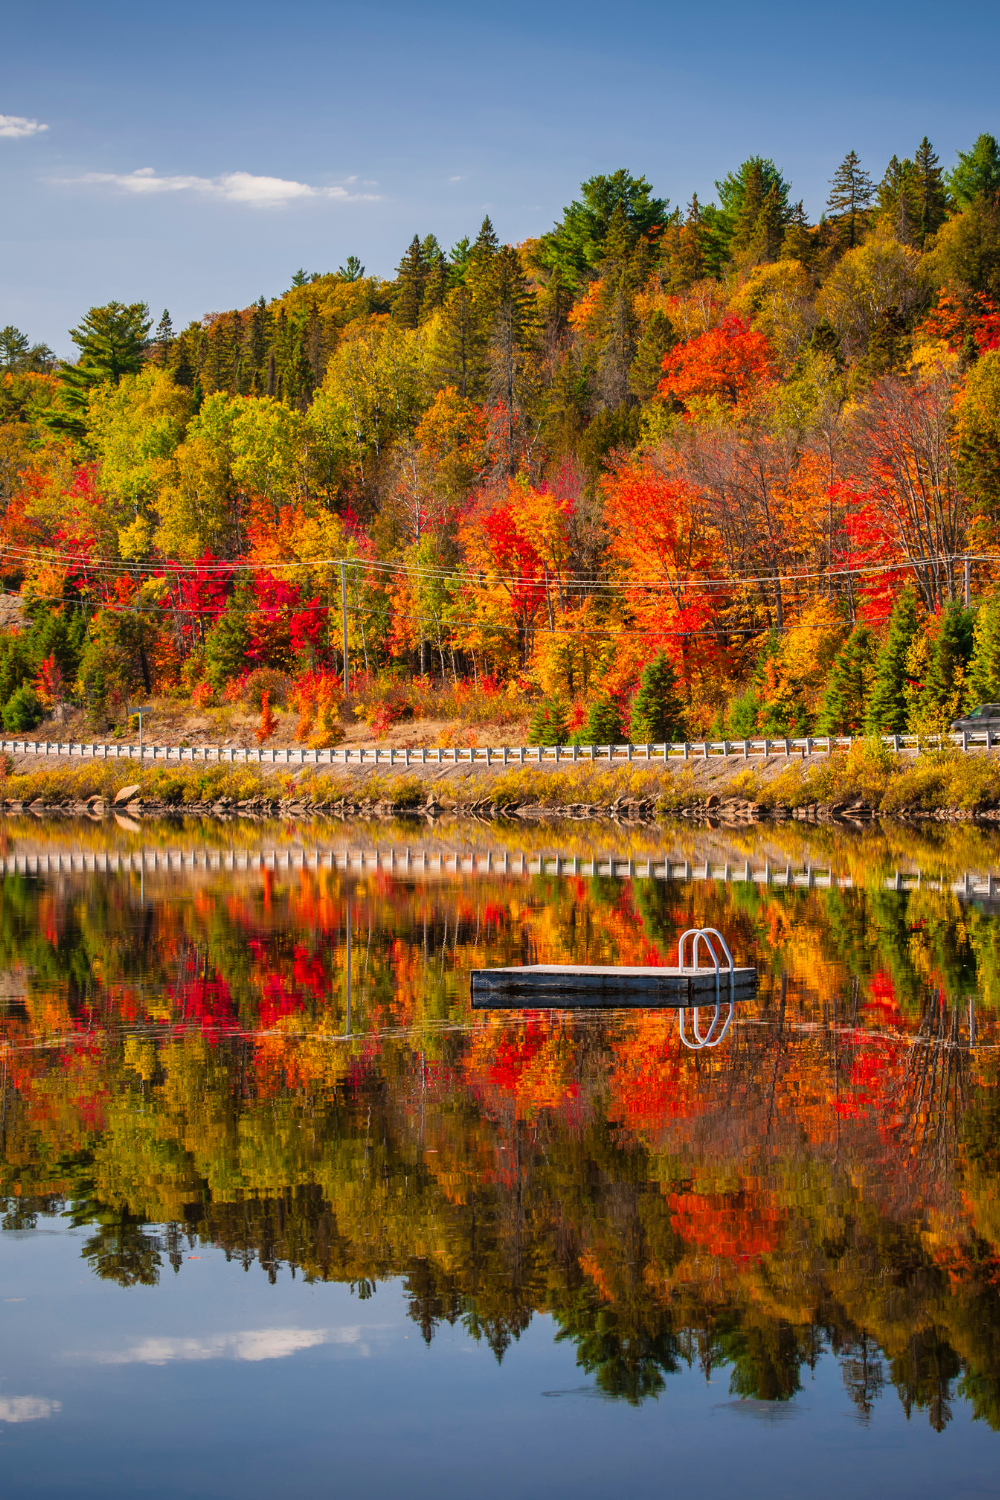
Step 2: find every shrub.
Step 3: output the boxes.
[256,690,277,744]
[225,668,291,711]
[2,683,43,732]
[291,670,343,748]
[190,681,214,709]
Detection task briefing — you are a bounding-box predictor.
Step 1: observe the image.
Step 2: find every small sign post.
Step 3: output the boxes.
[128,705,151,754]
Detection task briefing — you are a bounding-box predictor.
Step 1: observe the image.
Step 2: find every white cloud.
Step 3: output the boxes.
[448,175,465,183]
[0,115,48,139]
[56,167,379,209]
[90,1326,365,1365]
[0,1396,60,1423]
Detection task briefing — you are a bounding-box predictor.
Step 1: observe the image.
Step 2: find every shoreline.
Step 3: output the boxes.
[2,746,1000,826]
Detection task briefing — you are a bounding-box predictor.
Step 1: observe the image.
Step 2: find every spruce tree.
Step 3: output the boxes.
[967,591,1000,705]
[817,624,876,733]
[152,309,174,364]
[393,235,428,329]
[913,137,947,247]
[572,696,625,746]
[527,697,569,746]
[866,590,919,733]
[629,310,676,401]
[918,603,975,724]
[827,151,875,248]
[781,201,813,263]
[946,133,1000,207]
[630,652,685,743]
[876,156,918,244]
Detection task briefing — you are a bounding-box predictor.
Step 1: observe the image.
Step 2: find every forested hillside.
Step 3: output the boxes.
[5,136,1000,746]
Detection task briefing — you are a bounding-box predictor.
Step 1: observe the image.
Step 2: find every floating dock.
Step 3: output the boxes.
[470,963,757,1009]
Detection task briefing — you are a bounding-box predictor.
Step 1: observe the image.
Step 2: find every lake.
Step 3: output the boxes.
[2,815,1000,1499]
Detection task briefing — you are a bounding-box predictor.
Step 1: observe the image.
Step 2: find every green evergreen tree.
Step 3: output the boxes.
[393,235,429,329]
[630,652,685,743]
[913,137,948,247]
[946,133,1000,207]
[629,310,676,402]
[204,608,252,690]
[817,624,876,733]
[527,697,569,746]
[917,602,975,724]
[337,255,365,281]
[781,201,814,264]
[866,590,919,733]
[876,155,918,244]
[152,309,174,364]
[538,170,668,290]
[827,151,875,248]
[0,325,30,372]
[572,696,625,746]
[966,591,1000,705]
[53,301,151,431]
[2,683,42,732]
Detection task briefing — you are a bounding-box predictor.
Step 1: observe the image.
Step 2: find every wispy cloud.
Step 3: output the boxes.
[87,1326,367,1365]
[448,175,465,183]
[55,168,379,209]
[0,1396,60,1423]
[0,114,48,139]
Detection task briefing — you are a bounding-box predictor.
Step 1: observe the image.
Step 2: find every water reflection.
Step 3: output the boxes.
[1,818,1000,1431]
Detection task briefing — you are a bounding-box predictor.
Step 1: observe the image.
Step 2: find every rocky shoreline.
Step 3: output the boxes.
[6,787,1000,826]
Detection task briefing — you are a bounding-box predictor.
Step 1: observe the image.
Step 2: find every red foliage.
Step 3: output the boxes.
[658,316,777,408]
[919,289,1000,356]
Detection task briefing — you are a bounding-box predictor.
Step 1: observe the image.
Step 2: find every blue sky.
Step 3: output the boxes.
[2,0,998,356]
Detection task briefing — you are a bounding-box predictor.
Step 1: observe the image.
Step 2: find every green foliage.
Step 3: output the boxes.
[539,170,669,289]
[1,683,42,732]
[54,302,152,432]
[913,603,975,730]
[0,634,32,706]
[527,697,569,746]
[866,591,919,734]
[630,652,685,744]
[78,609,155,721]
[946,134,1000,208]
[572,696,625,746]
[203,609,252,690]
[818,624,877,734]
[967,590,1000,705]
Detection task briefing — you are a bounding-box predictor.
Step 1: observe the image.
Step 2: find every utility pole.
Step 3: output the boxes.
[340,561,349,692]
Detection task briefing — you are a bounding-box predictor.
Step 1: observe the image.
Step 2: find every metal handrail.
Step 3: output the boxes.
[678,1002,735,1050]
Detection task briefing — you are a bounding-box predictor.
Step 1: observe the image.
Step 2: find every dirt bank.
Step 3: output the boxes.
[3,743,1000,825]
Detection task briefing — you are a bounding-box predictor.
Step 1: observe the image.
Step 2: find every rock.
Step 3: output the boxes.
[114,784,141,805]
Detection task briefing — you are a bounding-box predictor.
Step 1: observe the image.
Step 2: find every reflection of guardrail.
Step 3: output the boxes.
[4,843,1000,900]
[1,729,998,766]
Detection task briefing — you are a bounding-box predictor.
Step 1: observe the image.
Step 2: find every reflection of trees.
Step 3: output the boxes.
[5,849,1000,1423]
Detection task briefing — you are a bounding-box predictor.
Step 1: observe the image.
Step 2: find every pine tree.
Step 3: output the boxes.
[629,309,676,401]
[527,697,569,746]
[966,591,1000,706]
[913,137,947,247]
[485,245,538,472]
[572,696,625,746]
[393,235,428,329]
[817,624,876,733]
[337,255,365,281]
[781,201,813,263]
[827,151,875,248]
[946,133,1000,207]
[631,652,685,743]
[53,301,152,431]
[866,590,919,733]
[918,603,975,726]
[876,156,918,244]
[152,309,174,365]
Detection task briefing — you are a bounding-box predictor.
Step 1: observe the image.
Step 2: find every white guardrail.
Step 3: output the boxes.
[0,730,995,768]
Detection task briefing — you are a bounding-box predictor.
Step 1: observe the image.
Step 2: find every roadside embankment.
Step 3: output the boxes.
[2,740,1000,824]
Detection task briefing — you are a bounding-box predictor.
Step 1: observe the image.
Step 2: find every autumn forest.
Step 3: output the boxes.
[5,137,1000,747]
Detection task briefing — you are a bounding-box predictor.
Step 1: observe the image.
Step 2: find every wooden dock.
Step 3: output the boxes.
[470,963,757,1009]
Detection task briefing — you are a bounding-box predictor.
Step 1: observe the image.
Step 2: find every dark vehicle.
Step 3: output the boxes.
[951,703,1000,732]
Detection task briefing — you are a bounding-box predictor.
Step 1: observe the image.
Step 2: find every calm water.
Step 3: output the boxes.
[3,816,1000,1499]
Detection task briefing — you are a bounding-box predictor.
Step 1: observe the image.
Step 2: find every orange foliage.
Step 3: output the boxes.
[658,315,777,408]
